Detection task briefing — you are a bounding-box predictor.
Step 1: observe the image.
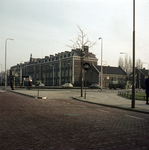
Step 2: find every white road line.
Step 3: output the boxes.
[99,110,109,113]
[125,115,144,120]
[0,90,5,92]
[77,105,87,108]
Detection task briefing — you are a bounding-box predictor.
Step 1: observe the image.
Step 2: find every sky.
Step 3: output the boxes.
[0,0,149,71]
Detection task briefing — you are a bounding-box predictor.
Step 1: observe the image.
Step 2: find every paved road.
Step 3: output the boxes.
[0,90,149,150]
[4,87,149,113]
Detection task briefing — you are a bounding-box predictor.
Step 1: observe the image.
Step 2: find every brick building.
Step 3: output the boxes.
[10,46,98,86]
[10,46,127,87]
[86,64,127,88]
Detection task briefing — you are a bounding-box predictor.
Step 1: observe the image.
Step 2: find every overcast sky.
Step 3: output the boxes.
[0,0,149,71]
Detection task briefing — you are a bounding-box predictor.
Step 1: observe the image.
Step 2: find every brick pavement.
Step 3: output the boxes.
[0,91,149,150]
[5,87,149,114]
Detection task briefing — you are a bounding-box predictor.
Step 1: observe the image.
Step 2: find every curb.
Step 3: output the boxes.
[7,89,47,99]
[35,96,47,99]
[72,96,149,114]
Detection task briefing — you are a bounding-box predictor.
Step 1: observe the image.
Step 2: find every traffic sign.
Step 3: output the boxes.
[83,63,90,70]
[15,73,18,77]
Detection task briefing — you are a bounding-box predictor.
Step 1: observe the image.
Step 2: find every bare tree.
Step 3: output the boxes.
[118,56,143,75]
[118,56,124,70]
[66,25,97,49]
[66,25,97,97]
[127,56,132,75]
[118,56,132,75]
[136,58,143,69]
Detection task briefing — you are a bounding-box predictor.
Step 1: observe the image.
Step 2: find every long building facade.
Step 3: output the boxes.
[10,46,98,86]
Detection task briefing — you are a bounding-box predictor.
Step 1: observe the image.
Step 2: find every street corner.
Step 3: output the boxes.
[72,95,90,102]
[35,96,47,99]
[72,95,83,100]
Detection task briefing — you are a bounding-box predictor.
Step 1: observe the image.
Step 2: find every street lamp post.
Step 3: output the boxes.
[99,37,103,90]
[103,61,107,88]
[132,0,135,108]
[5,38,14,89]
[20,61,24,87]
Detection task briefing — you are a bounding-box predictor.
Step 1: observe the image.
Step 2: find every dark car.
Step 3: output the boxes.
[90,84,101,89]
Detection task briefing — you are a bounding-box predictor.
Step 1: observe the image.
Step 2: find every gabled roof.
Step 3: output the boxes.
[95,65,127,75]
[136,68,149,76]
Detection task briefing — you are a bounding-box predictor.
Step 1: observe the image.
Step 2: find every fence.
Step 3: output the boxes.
[118,91,146,100]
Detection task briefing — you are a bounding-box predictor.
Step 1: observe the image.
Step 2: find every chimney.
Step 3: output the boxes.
[84,46,89,57]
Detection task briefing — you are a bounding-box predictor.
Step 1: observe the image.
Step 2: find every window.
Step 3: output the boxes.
[61,62,64,67]
[36,73,39,78]
[69,69,71,76]
[50,72,52,77]
[65,78,68,82]
[62,70,64,77]
[66,70,68,76]
[47,72,49,78]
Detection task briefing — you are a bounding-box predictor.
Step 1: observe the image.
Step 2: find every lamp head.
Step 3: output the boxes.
[120,52,126,54]
[7,38,14,41]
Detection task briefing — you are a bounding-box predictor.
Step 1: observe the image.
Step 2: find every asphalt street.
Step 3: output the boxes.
[0,89,149,150]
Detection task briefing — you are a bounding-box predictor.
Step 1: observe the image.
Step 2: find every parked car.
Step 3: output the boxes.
[62,83,73,88]
[39,83,45,87]
[109,81,126,89]
[89,84,101,89]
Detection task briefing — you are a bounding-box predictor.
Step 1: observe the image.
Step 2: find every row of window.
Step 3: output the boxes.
[35,70,72,78]
[41,53,72,63]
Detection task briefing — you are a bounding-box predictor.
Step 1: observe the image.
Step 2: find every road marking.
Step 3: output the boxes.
[125,115,144,120]
[65,114,80,116]
[46,93,63,97]
[77,105,87,108]
[96,109,109,113]
[100,110,109,113]
[0,90,5,92]
[46,92,70,98]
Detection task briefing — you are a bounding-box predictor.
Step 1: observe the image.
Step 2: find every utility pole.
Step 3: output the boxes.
[5,38,14,89]
[99,37,103,90]
[132,0,135,108]
[81,46,83,97]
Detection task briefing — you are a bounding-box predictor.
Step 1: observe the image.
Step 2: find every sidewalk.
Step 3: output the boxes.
[6,87,149,114]
[72,94,149,114]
